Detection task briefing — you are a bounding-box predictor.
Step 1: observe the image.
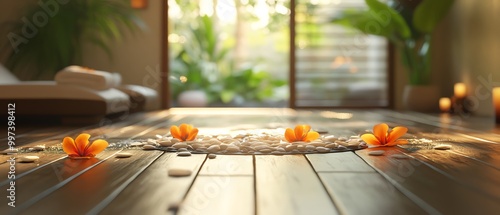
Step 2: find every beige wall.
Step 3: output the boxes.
[448,0,500,116]
[81,1,163,94]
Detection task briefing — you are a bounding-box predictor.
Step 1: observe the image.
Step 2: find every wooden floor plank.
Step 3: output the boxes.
[399,148,500,200]
[255,155,339,215]
[18,150,163,214]
[0,151,118,213]
[307,152,375,172]
[319,172,427,215]
[179,176,254,215]
[199,155,253,176]
[373,110,500,169]
[0,153,66,177]
[356,148,500,214]
[99,153,206,215]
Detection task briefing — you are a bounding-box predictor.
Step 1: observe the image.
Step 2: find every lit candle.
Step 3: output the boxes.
[454,83,467,99]
[493,87,500,123]
[439,97,451,113]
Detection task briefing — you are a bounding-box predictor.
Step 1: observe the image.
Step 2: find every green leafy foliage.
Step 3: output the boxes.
[2,0,144,79]
[170,15,286,105]
[330,0,454,85]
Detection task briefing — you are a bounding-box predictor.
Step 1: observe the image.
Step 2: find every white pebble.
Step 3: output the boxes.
[130,142,145,147]
[32,145,46,151]
[142,145,157,150]
[18,156,39,163]
[158,140,173,147]
[207,145,221,153]
[254,145,269,151]
[391,154,408,159]
[297,145,307,152]
[219,144,229,150]
[325,143,337,149]
[323,135,337,142]
[434,144,452,150]
[316,147,330,153]
[338,137,348,141]
[197,147,207,152]
[171,138,180,144]
[309,142,326,147]
[172,142,188,149]
[177,151,192,156]
[116,152,133,158]
[305,145,316,151]
[226,146,240,153]
[368,150,385,156]
[147,139,157,145]
[208,154,217,159]
[168,169,192,177]
[275,148,286,152]
[285,145,297,151]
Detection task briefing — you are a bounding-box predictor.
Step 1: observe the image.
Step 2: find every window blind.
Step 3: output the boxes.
[293,0,389,107]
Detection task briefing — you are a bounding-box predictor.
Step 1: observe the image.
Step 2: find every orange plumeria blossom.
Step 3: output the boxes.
[361,123,408,147]
[285,124,320,143]
[62,133,108,158]
[170,124,198,141]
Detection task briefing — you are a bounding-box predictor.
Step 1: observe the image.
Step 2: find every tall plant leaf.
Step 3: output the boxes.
[413,0,454,33]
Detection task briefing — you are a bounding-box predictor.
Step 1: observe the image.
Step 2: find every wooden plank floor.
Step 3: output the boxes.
[1,108,499,215]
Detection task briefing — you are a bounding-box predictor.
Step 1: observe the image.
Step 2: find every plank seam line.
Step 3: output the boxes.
[315,170,376,173]
[178,154,209,206]
[0,155,68,187]
[11,150,123,214]
[354,152,442,215]
[252,155,257,215]
[447,150,500,170]
[198,174,254,177]
[86,151,166,215]
[304,154,346,215]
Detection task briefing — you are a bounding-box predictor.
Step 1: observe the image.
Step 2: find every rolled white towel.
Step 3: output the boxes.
[55,65,122,90]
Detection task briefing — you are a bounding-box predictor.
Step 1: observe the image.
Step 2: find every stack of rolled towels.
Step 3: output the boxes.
[55,65,122,91]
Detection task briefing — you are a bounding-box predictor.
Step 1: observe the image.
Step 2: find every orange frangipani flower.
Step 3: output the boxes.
[62,133,108,158]
[361,123,408,147]
[170,124,198,142]
[284,124,320,143]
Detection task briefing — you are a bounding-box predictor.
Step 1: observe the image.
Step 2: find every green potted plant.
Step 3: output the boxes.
[170,15,225,106]
[1,0,144,79]
[331,0,454,111]
[170,15,287,107]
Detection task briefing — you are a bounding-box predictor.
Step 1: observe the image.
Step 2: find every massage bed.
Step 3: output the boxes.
[0,65,159,124]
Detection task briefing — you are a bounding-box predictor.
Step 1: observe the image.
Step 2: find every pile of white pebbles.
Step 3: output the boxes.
[129,129,368,155]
